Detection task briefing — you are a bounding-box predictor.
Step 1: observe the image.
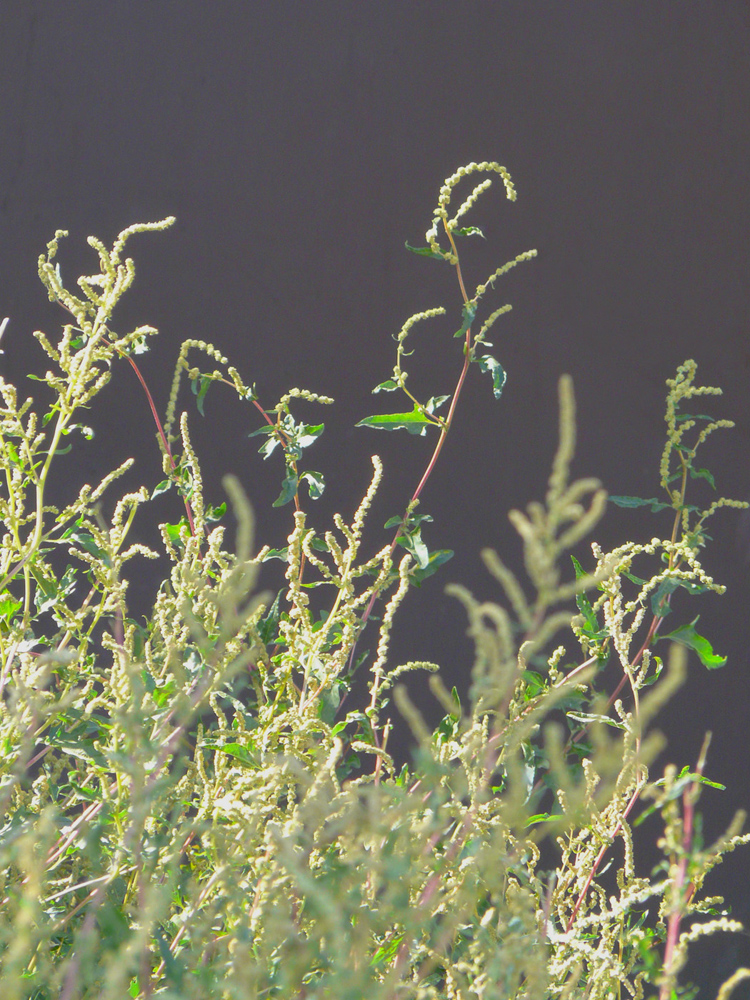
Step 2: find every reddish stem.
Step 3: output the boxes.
[659,750,703,999]
[120,350,197,538]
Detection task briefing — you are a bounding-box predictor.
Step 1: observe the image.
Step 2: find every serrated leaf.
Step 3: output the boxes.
[475,353,506,399]
[525,813,555,828]
[659,616,726,669]
[356,405,436,436]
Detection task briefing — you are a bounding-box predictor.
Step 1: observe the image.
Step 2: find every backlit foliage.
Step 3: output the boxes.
[0,165,748,998]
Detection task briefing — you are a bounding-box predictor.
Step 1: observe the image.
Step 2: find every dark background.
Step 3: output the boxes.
[1,3,749,992]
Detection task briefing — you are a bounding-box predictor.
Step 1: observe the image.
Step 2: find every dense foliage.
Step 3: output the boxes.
[0,163,748,998]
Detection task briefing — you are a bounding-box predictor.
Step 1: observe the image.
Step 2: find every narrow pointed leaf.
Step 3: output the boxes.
[356,405,435,436]
[609,495,673,513]
[404,241,447,261]
[659,616,727,669]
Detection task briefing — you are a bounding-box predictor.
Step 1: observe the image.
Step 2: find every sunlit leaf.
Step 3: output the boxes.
[659,616,727,669]
[475,353,506,399]
[300,470,325,500]
[356,405,436,435]
[273,471,298,507]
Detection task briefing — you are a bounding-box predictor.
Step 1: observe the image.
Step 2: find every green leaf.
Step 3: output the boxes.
[475,353,506,399]
[659,616,726,669]
[356,404,436,436]
[525,813,555,828]
[191,374,212,416]
[570,555,598,631]
[300,470,325,500]
[295,422,325,450]
[566,711,627,730]
[385,513,433,530]
[454,226,484,238]
[651,578,679,618]
[46,734,109,769]
[261,547,289,563]
[404,241,447,261]
[424,394,450,414]
[635,766,726,826]
[257,590,284,645]
[205,501,227,524]
[409,548,453,586]
[396,525,430,568]
[65,528,109,564]
[689,465,717,489]
[150,479,172,500]
[273,471,298,507]
[676,412,716,423]
[373,379,399,393]
[163,518,189,546]
[608,495,673,513]
[202,741,259,769]
[453,300,477,338]
[249,424,282,460]
[0,591,22,623]
[152,923,185,986]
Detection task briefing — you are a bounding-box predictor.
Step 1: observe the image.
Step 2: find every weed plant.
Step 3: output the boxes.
[0,162,749,998]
